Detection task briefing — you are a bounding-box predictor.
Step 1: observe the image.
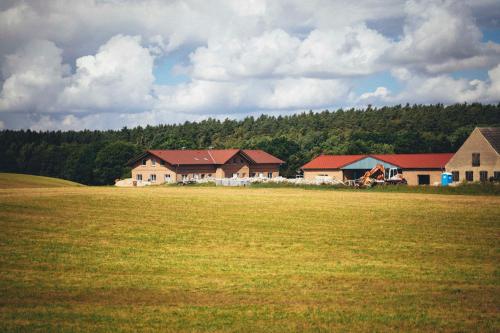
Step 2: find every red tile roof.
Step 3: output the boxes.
[301,155,365,169]
[372,153,454,169]
[144,149,283,165]
[302,153,454,170]
[242,150,285,164]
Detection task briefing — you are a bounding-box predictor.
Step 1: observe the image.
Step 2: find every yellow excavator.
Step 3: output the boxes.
[355,164,407,187]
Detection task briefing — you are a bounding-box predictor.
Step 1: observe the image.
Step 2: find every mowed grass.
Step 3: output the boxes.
[0,186,498,332]
[0,173,82,189]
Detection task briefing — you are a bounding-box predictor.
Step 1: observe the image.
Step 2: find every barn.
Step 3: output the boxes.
[301,153,454,186]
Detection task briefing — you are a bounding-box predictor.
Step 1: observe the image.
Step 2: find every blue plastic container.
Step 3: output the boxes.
[441,172,453,186]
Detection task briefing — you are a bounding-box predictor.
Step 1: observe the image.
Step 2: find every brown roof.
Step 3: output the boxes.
[302,153,454,170]
[134,149,284,166]
[478,127,500,154]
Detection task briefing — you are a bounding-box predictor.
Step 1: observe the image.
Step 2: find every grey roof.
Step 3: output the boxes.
[478,127,500,154]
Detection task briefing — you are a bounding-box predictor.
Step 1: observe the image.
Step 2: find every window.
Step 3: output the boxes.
[465,171,473,182]
[142,159,146,166]
[250,172,256,178]
[417,175,430,185]
[268,172,273,179]
[182,174,188,180]
[151,159,156,166]
[136,174,142,181]
[494,171,500,181]
[160,160,165,165]
[452,171,459,182]
[165,174,170,181]
[472,153,480,167]
[207,174,212,178]
[201,174,205,179]
[480,171,488,182]
[150,174,156,182]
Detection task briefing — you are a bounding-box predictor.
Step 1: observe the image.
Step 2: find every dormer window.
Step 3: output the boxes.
[142,159,146,166]
[151,159,156,166]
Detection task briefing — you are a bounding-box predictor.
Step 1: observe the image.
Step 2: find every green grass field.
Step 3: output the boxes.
[0,177,499,331]
[0,173,82,188]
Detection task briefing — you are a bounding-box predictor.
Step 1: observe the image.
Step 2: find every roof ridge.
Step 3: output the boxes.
[366,154,402,168]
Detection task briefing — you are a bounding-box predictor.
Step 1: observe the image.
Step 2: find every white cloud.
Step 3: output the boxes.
[486,64,500,98]
[190,29,301,80]
[359,87,390,103]
[0,0,499,130]
[396,75,488,104]
[190,25,390,80]
[153,77,351,114]
[59,35,155,112]
[0,39,69,112]
[390,67,412,81]
[358,64,500,107]
[255,78,350,109]
[391,0,500,73]
[292,26,390,77]
[0,34,157,116]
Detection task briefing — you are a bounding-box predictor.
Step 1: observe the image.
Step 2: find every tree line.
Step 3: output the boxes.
[1,103,499,185]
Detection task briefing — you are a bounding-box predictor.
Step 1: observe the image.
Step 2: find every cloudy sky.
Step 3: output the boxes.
[0,0,499,130]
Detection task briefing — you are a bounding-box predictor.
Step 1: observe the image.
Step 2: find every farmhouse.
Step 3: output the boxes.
[128,149,284,184]
[301,153,454,185]
[446,127,500,182]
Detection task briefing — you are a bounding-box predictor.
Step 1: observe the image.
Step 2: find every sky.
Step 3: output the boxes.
[0,0,499,130]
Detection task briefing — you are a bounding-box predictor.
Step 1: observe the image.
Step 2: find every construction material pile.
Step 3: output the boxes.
[215,176,345,186]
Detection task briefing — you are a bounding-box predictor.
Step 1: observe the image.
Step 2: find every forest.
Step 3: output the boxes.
[0,103,499,185]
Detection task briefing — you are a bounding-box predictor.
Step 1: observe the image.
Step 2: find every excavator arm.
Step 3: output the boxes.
[358,164,385,186]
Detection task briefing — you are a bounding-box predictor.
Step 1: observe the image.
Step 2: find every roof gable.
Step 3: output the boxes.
[478,127,500,154]
[342,156,398,170]
[205,149,240,164]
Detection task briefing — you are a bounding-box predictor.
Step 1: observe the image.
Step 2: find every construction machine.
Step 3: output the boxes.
[385,167,407,185]
[354,164,407,187]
